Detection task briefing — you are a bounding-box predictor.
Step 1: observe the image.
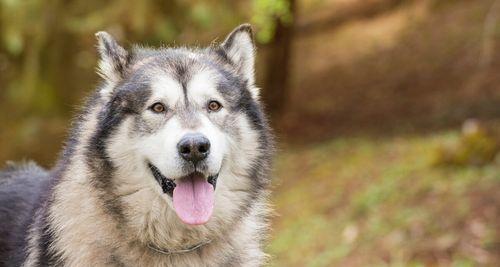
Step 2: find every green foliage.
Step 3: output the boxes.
[433,124,499,167]
[251,0,293,43]
[1,0,41,55]
[190,2,214,28]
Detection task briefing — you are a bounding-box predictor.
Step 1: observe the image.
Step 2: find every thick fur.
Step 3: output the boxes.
[0,24,274,267]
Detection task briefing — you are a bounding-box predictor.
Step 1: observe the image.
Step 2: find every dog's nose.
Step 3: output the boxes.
[177,133,211,163]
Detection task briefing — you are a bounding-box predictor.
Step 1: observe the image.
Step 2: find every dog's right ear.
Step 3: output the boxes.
[95,31,130,94]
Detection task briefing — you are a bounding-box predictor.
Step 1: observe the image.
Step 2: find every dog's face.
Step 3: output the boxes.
[94,25,266,226]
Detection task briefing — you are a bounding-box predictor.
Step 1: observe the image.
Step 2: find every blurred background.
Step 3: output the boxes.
[1,0,500,266]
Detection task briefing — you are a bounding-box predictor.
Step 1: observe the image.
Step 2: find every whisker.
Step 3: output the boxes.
[116,187,150,198]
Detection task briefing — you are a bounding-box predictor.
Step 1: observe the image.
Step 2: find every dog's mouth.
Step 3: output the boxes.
[148,163,218,225]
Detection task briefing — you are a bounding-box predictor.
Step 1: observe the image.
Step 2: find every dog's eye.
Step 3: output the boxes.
[150,102,166,113]
[208,101,222,112]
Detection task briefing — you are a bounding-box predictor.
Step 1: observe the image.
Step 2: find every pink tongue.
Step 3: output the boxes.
[173,174,214,225]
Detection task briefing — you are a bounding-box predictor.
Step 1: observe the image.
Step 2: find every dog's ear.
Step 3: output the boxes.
[220,24,259,98]
[95,31,130,95]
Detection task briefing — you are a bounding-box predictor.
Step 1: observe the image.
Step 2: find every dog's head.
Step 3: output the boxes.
[91,25,270,227]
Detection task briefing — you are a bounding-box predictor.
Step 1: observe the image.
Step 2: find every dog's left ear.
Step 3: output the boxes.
[220,24,258,98]
[95,31,130,95]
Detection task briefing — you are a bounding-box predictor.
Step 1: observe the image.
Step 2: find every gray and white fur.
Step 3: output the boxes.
[0,24,274,267]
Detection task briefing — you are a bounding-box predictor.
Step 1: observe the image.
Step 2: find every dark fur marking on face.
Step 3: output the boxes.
[86,79,152,224]
[195,54,248,111]
[173,62,190,106]
[86,110,127,222]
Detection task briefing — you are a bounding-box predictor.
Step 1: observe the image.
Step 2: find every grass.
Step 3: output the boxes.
[269,131,500,266]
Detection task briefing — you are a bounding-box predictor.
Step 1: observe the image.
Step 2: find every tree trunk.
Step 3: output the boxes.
[262,0,296,120]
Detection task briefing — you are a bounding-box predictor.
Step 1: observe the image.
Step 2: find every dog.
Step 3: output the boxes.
[0,24,274,267]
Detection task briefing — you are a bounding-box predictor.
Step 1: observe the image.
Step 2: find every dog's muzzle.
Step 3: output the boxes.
[148,163,218,196]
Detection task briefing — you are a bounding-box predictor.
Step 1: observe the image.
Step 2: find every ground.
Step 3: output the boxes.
[269,129,500,266]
